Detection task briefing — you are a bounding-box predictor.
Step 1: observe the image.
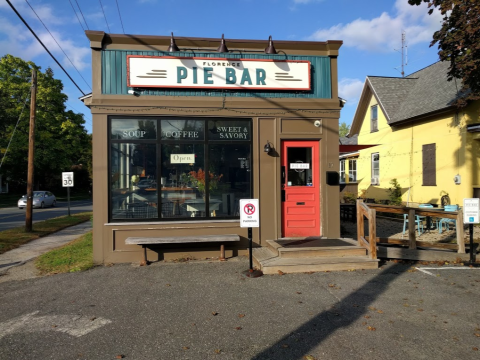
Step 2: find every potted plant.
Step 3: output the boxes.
[189,169,223,200]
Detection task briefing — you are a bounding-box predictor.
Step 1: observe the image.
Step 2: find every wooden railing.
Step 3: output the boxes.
[357,200,465,254]
[356,199,377,259]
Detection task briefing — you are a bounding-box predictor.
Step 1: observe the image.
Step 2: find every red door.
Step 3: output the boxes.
[281,141,320,237]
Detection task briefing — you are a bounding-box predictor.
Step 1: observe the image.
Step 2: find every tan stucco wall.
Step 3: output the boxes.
[86,33,342,264]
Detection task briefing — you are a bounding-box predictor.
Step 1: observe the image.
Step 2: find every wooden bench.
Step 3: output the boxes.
[126,234,241,265]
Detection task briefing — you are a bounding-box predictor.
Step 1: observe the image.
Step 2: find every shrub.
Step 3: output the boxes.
[387,178,402,205]
[343,191,357,204]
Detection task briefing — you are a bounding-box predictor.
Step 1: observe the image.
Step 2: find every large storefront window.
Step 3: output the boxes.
[109,117,251,221]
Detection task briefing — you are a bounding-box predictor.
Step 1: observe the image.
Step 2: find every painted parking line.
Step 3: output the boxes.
[0,311,111,339]
[415,266,480,276]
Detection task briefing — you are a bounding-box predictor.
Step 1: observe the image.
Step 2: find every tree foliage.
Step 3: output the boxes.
[339,122,350,137]
[0,55,91,192]
[408,0,480,107]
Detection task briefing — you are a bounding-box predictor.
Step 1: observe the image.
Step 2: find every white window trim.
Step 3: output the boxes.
[340,159,346,184]
[371,153,379,185]
[371,105,378,132]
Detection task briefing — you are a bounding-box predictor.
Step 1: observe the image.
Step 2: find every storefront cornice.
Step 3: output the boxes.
[85,31,342,56]
[87,96,341,114]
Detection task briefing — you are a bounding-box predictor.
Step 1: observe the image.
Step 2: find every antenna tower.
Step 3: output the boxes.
[401,31,407,77]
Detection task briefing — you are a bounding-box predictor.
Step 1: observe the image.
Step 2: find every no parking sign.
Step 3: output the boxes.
[240,199,259,228]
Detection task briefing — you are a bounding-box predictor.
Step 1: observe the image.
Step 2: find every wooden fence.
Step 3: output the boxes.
[356,199,465,256]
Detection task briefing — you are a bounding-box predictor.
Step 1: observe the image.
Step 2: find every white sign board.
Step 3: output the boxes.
[290,163,310,169]
[127,56,311,91]
[240,199,259,228]
[62,172,74,187]
[463,198,480,224]
[170,154,195,164]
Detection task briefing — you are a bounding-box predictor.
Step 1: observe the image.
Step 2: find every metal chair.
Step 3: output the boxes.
[419,204,438,231]
[402,213,424,236]
[439,205,459,233]
[402,204,432,236]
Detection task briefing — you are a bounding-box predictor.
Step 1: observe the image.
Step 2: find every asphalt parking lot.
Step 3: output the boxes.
[1,258,479,360]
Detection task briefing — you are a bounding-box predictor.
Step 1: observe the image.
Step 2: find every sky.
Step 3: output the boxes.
[0,0,443,134]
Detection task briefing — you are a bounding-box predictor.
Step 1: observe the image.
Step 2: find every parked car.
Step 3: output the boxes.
[18,191,56,209]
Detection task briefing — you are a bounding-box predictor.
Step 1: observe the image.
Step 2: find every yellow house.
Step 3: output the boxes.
[348,61,480,206]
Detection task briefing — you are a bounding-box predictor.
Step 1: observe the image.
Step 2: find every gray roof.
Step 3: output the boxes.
[339,134,358,145]
[367,61,460,124]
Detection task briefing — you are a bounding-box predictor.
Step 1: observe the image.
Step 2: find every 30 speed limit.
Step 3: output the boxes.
[62,172,74,187]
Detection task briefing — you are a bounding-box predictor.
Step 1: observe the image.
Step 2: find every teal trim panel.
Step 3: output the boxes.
[102,50,332,99]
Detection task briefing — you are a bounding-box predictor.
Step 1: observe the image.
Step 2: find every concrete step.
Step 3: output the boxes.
[266,240,281,256]
[259,256,379,274]
[252,247,277,269]
[267,238,367,258]
[278,246,367,258]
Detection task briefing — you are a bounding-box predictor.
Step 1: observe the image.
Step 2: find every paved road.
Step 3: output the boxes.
[0,199,93,231]
[0,259,479,359]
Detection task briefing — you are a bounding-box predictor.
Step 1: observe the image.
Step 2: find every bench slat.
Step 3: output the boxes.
[126,234,240,245]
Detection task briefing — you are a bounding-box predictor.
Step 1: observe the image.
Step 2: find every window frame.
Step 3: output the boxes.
[422,143,436,186]
[370,105,378,132]
[371,153,379,184]
[348,158,357,183]
[108,116,253,222]
[339,159,346,184]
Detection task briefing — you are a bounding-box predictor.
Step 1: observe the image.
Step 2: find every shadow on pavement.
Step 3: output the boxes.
[252,262,408,359]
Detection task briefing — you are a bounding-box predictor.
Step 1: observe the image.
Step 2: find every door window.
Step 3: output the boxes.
[287,147,313,186]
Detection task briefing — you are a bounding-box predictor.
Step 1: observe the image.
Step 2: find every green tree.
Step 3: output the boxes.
[339,122,350,137]
[0,55,91,192]
[409,0,480,107]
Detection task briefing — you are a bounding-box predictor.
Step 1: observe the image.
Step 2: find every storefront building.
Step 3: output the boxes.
[84,31,342,264]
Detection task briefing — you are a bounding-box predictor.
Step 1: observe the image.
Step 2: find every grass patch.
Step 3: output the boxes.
[35,231,93,275]
[0,212,92,255]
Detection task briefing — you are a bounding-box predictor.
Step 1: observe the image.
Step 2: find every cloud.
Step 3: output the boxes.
[308,0,443,52]
[0,13,90,71]
[338,78,364,106]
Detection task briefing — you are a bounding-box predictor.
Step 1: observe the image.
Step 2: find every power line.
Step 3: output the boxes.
[74,0,89,30]
[98,0,110,32]
[68,0,85,32]
[0,95,29,170]
[65,102,92,125]
[24,0,92,91]
[115,0,125,34]
[5,0,86,96]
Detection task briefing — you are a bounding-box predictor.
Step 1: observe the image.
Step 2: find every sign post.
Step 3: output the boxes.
[62,172,74,216]
[240,199,263,278]
[463,198,479,264]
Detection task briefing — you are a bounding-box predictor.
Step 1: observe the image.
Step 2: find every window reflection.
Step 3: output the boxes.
[161,119,204,141]
[111,143,157,219]
[287,147,313,186]
[208,144,250,217]
[160,144,205,218]
[111,119,157,140]
[109,117,252,221]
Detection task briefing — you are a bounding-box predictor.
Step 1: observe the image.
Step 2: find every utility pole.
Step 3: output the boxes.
[25,69,37,232]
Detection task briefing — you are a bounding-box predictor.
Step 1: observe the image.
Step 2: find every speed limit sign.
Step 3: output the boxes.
[62,172,74,187]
